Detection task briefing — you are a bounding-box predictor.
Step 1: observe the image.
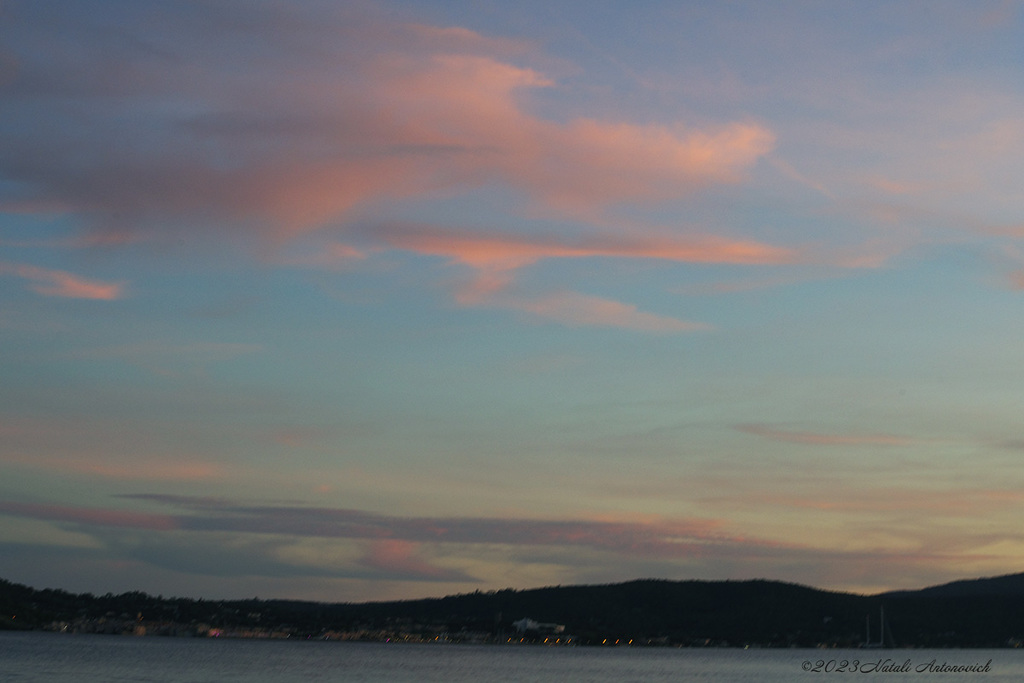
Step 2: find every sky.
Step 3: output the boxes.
[4,0,1024,603]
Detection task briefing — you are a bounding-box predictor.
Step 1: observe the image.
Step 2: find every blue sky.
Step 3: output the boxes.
[4,0,1024,602]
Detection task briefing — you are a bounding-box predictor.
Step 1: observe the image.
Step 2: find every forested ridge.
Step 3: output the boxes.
[3,574,1024,647]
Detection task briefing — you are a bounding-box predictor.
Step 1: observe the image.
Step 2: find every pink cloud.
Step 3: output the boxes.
[383,226,797,272]
[2,7,789,333]
[0,501,177,531]
[378,224,794,330]
[358,539,468,581]
[373,50,773,216]
[2,12,773,240]
[508,291,710,333]
[0,261,125,299]
[532,119,773,213]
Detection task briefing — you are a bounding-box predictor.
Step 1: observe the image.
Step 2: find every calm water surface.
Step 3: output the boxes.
[0,631,1015,682]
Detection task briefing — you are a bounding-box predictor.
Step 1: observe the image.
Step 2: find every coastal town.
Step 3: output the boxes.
[45,613,579,645]
[7,574,1024,649]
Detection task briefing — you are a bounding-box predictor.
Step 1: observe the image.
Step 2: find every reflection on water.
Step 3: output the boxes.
[1,631,1020,683]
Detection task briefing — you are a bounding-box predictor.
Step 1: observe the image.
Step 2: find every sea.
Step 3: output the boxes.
[0,631,1015,682]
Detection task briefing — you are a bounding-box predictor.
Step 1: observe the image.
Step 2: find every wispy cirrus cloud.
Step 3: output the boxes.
[504,291,710,332]
[0,494,799,584]
[0,261,125,299]
[374,224,796,330]
[6,494,1020,593]
[380,225,797,272]
[1,493,779,561]
[0,501,177,531]
[0,2,796,335]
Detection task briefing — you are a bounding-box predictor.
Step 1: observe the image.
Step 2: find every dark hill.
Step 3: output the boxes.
[333,578,870,646]
[883,571,1024,598]
[4,573,1024,647]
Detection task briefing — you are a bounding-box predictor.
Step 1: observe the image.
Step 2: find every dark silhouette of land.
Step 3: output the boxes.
[4,573,1024,647]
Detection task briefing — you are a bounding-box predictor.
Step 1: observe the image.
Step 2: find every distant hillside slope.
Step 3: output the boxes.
[343,578,870,645]
[0,576,871,646]
[883,571,1024,598]
[4,573,1024,647]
